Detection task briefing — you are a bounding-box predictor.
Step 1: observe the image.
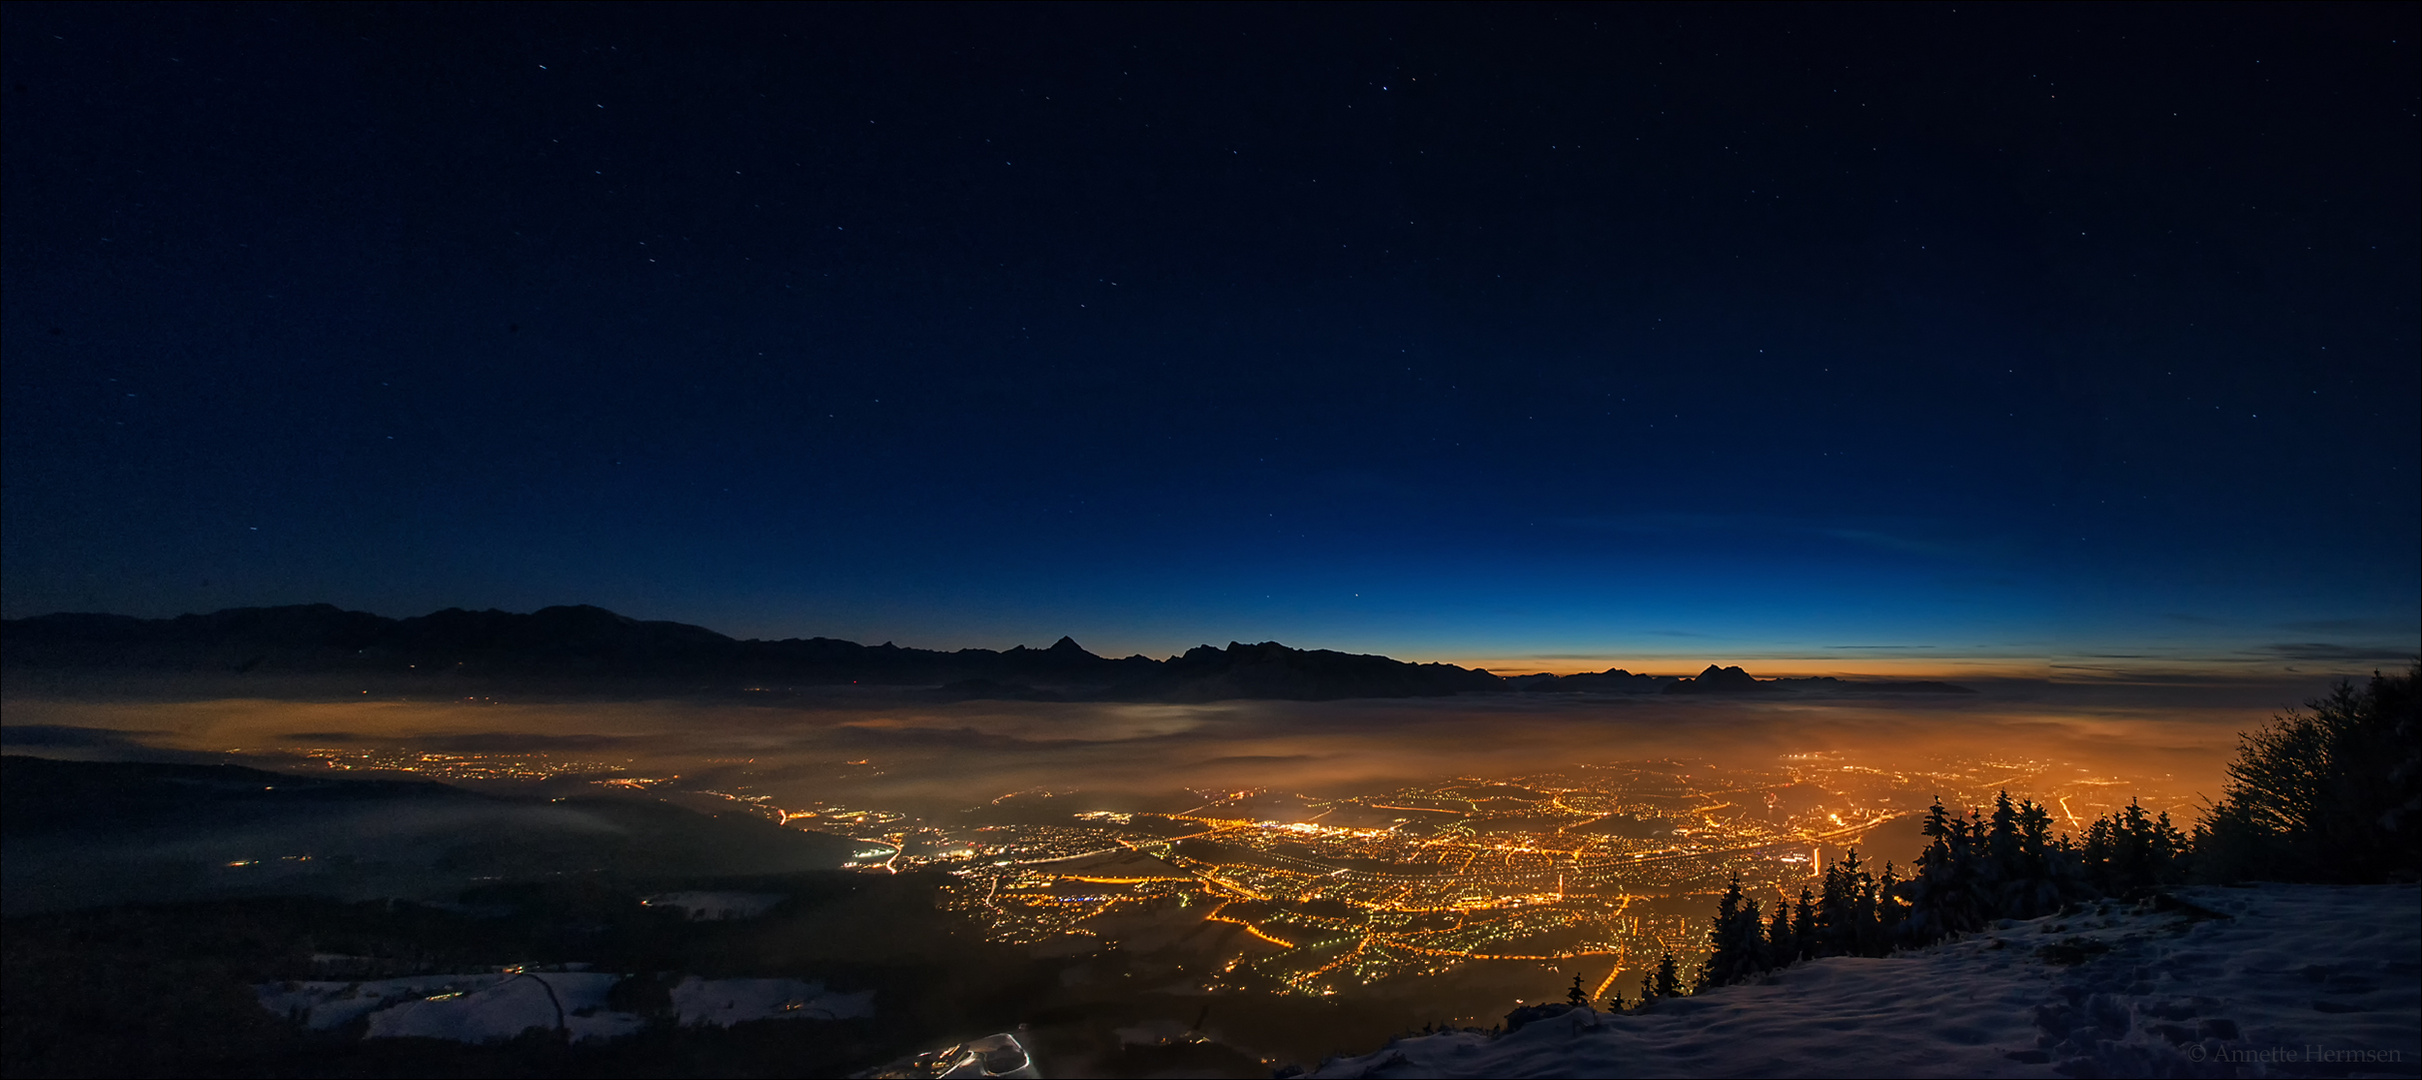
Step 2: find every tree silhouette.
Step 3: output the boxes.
[1652,950,1684,999]
[2198,664,2420,884]
[1789,886,1816,961]
[2080,799,2188,894]
[1902,799,1986,940]
[1872,861,1906,945]
[1697,875,1769,990]
[1713,788,2169,982]
[1763,899,1796,970]
[1687,676,2417,996]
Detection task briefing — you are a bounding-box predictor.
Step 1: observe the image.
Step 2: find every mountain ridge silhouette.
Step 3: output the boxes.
[1,604,1971,701]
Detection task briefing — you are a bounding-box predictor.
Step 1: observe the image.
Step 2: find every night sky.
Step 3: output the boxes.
[4,4,2415,673]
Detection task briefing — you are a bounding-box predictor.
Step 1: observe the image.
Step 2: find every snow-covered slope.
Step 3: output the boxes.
[363,972,644,1043]
[1308,884,2419,1079]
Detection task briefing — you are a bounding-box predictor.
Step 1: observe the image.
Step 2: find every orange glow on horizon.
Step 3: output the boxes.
[1439,655,2050,679]
[1428,653,2333,680]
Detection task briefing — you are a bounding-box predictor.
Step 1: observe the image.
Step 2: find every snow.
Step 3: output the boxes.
[364,972,642,1043]
[256,970,870,1045]
[258,973,504,1031]
[930,1033,1044,1078]
[1307,884,2420,1078]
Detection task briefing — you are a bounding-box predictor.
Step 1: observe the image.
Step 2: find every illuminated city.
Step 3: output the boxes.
[281,746,636,783]
[565,750,2198,1001]
[261,737,2189,1001]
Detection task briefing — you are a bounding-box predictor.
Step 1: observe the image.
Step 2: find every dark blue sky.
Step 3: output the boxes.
[4,3,2415,673]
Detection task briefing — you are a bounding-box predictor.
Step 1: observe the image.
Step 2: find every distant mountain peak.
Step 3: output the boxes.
[1666,664,1774,694]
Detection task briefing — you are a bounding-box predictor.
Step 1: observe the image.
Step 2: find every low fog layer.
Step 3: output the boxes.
[0,755,859,914]
[4,675,2335,828]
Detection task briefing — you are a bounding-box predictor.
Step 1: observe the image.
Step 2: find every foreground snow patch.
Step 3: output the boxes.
[1309,884,2418,1079]
[257,969,871,1044]
[365,972,643,1043]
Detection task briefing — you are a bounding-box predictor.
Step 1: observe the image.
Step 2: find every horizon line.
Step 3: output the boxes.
[7,600,2413,684]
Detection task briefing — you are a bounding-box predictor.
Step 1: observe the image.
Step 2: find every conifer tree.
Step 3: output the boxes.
[2017,799,2055,878]
[1790,886,1817,961]
[1699,876,1742,987]
[2009,797,2078,916]
[1699,875,1769,989]
[2117,801,2156,889]
[1652,950,1684,999]
[2160,811,2188,877]
[1814,857,1848,956]
[1987,792,2022,878]
[2198,665,2418,883]
[2082,813,2114,889]
[1712,874,1744,935]
[1847,853,1881,956]
[1900,797,1986,943]
[1764,899,1796,970]
[1738,896,1767,970]
[2048,830,2089,898]
[1815,848,1873,956]
[2078,800,2190,894]
[1873,861,1906,946]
